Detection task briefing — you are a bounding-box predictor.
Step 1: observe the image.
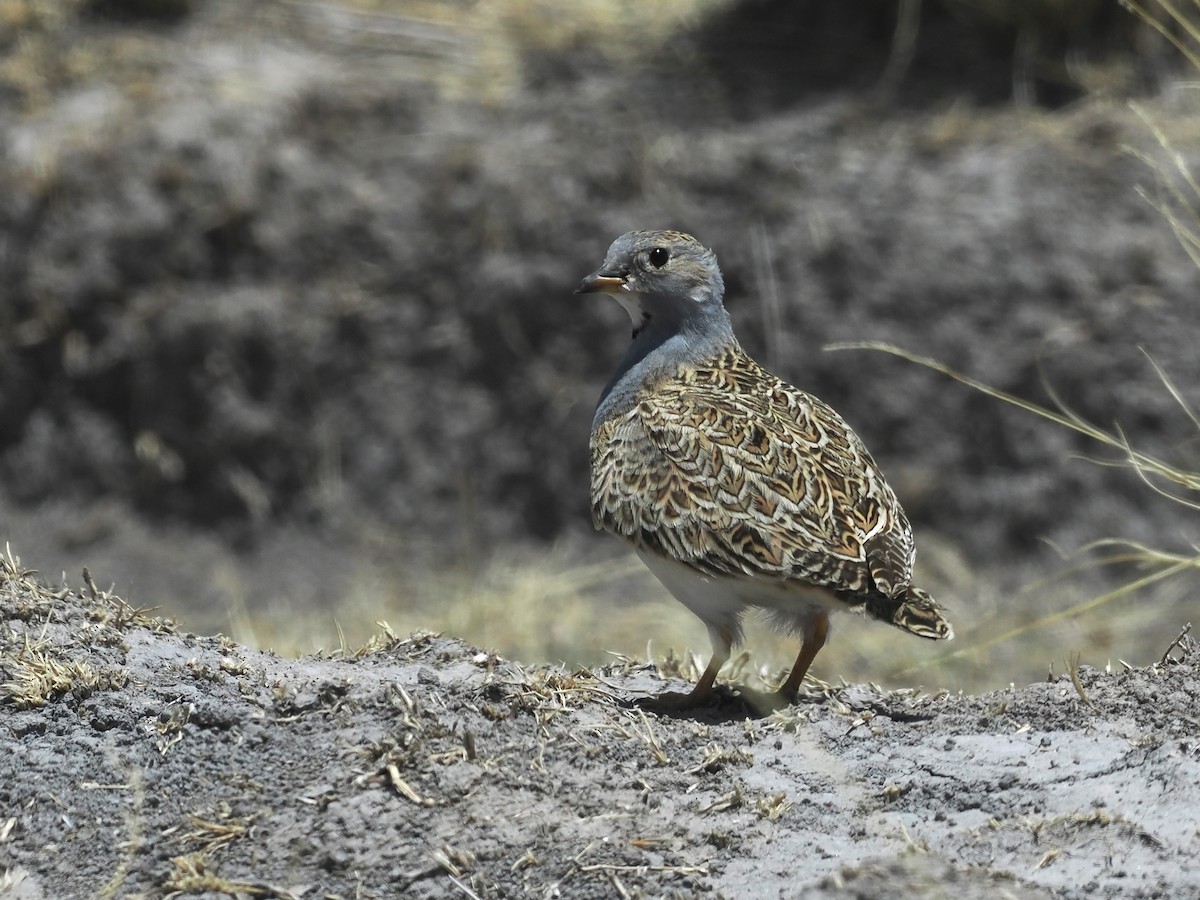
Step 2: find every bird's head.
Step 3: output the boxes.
[575,230,726,333]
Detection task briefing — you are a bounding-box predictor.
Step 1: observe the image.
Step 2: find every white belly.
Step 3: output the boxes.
[636,549,845,637]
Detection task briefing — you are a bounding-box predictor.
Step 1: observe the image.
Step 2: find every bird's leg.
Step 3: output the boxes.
[638,625,732,710]
[777,611,829,704]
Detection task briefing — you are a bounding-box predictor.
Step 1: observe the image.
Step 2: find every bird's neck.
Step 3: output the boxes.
[593,307,737,427]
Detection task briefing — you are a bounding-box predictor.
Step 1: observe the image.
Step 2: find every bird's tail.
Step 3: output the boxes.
[866,586,954,641]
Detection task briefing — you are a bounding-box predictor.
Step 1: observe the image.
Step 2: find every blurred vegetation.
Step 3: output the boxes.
[2,0,1199,695]
[0,0,1182,111]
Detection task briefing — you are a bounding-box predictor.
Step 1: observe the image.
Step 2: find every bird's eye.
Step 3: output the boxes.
[648,247,670,268]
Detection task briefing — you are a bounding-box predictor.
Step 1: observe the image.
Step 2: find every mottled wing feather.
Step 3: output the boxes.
[590,348,915,600]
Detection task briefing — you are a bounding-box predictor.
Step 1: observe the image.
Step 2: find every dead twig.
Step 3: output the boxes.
[1065,653,1097,710]
[1159,622,1193,665]
[82,567,100,601]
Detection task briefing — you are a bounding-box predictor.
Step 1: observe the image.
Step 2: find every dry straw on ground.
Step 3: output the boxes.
[2,544,1198,897]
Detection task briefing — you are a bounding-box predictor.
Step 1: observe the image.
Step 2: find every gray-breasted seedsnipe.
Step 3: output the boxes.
[577,230,952,710]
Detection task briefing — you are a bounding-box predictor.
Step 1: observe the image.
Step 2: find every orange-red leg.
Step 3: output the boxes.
[639,625,732,710]
[777,611,829,703]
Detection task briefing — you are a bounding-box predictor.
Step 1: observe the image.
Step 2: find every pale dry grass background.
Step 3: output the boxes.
[225,114,1200,701]
[215,527,1196,696]
[214,0,1200,694]
[7,0,1198,698]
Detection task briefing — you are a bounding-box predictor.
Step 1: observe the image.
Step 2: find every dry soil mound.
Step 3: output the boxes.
[2,555,1196,898]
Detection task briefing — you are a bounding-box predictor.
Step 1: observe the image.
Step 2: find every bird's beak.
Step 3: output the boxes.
[575,271,626,295]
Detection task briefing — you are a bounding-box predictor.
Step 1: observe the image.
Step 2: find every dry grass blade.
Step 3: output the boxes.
[1120,1,1200,72]
[1127,100,1200,271]
[1159,622,1194,663]
[827,341,1199,498]
[1142,350,1200,434]
[1124,2,1200,273]
[941,560,1189,667]
[828,341,1200,662]
[1064,652,1097,709]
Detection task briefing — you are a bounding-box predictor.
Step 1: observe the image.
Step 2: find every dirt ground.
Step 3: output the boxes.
[3,1,1200,656]
[0,0,1197,718]
[3,554,1197,899]
[4,6,1200,896]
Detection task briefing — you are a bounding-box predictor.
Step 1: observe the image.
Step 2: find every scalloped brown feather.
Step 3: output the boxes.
[590,344,952,640]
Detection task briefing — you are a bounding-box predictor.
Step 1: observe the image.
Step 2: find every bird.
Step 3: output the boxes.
[576,229,952,710]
